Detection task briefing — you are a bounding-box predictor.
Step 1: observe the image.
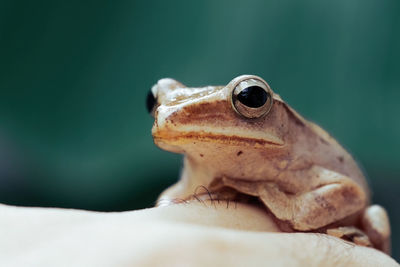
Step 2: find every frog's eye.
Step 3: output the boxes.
[231,78,273,119]
[146,89,157,116]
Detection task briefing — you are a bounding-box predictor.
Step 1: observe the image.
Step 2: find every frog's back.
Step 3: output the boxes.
[283,101,369,196]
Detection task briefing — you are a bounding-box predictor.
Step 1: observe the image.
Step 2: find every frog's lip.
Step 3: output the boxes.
[153,131,284,147]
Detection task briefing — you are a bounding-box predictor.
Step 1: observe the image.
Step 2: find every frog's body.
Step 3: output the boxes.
[148,75,390,254]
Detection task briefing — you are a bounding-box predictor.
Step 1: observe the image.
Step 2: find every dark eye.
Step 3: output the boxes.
[237,86,268,108]
[231,78,273,119]
[146,90,157,115]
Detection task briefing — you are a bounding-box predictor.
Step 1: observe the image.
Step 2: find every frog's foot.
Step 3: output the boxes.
[157,183,255,209]
[156,182,189,207]
[156,182,237,207]
[326,226,372,247]
[156,197,188,207]
[326,205,391,255]
[360,205,391,254]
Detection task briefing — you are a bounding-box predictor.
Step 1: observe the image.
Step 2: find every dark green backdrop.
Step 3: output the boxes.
[0,0,399,259]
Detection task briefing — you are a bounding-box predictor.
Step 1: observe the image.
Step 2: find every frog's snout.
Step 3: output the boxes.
[147,78,184,116]
[153,78,185,99]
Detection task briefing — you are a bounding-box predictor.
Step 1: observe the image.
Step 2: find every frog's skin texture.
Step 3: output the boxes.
[149,75,391,254]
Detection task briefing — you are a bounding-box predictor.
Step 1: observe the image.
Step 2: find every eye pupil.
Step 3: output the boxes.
[237,86,268,108]
[146,90,156,113]
[230,76,274,119]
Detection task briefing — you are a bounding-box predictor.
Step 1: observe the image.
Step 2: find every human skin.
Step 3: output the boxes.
[0,202,397,267]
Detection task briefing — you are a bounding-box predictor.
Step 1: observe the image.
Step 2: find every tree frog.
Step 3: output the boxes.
[147,75,391,254]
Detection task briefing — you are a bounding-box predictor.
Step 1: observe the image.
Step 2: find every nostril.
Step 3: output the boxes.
[146,89,157,115]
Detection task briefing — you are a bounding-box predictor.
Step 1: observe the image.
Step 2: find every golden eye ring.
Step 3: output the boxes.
[229,75,274,119]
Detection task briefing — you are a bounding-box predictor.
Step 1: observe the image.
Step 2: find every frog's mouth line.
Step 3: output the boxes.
[153,132,284,147]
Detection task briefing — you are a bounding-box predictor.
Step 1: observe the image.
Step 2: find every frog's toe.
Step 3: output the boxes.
[327,226,372,247]
[361,205,391,254]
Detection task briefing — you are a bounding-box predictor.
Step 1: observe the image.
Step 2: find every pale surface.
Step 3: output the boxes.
[0,202,397,267]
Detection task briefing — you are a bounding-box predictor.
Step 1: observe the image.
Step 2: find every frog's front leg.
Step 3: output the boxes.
[156,182,188,206]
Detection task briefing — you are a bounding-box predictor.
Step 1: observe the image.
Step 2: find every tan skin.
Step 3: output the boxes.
[149,75,391,254]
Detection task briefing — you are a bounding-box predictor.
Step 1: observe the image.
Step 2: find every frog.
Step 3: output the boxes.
[146,74,391,254]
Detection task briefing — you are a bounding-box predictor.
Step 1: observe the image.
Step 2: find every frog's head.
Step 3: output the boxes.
[148,75,300,159]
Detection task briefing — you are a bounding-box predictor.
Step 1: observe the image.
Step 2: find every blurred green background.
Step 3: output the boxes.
[0,0,399,259]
